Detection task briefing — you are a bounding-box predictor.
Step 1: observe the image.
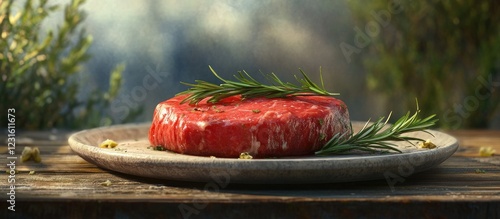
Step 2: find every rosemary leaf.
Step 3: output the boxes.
[315,107,438,155]
[177,65,339,105]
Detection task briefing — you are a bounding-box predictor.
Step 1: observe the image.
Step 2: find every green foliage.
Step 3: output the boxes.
[0,0,138,129]
[348,0,500,128]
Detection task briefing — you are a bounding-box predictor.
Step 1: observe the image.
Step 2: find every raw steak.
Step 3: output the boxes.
[149,95,351,158]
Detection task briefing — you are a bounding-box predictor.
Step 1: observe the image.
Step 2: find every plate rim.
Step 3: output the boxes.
[68,122,459,183]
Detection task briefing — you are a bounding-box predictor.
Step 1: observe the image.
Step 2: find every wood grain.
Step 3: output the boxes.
[1,129,499,218]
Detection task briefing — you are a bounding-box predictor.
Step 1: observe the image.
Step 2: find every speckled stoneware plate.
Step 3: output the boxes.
[68,122,458,184]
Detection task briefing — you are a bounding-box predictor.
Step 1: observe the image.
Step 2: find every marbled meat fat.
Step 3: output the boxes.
[149,95,351,158]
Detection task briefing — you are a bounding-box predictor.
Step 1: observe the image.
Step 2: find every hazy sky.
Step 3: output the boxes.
[39,0,392,123]
[8,0,498,128]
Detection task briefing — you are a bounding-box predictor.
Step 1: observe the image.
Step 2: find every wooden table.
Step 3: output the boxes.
[1,129,499,218]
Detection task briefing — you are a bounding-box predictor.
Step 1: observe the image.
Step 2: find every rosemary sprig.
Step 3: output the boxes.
[177,66,339,104]
[178,66,437,155]
[315,107,438,155]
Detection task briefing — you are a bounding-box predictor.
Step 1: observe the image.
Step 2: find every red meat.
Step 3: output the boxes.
[149,95,351,158]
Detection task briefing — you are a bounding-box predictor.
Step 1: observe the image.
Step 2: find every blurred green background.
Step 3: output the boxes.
[1,0,499,130]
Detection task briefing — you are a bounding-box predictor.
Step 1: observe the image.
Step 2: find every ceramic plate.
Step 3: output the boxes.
[68,122,458,184]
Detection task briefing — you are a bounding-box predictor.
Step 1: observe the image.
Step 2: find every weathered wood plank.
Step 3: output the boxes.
[6,199,499,219]
[10,170,500,200]
[1,130,499,218]
[5,157,499,201]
